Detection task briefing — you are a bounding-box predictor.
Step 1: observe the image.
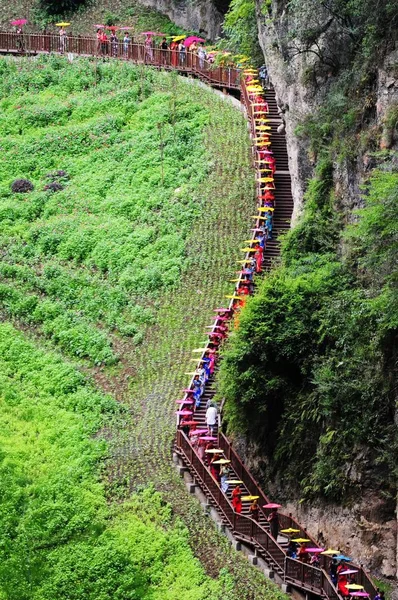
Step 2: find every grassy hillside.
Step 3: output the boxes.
[0,55,288,599]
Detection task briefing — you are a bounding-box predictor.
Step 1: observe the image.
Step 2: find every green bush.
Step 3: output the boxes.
[219,169,398,502]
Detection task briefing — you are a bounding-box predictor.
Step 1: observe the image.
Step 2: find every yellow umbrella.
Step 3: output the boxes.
[280,528,301,534]
[256,142,272,147]
[212,458,231,464]
[257,177,274,183]
[240,247,256,252]
[258,206,275,212]
[241,495,259,501]
[230,278,240,283]
[345,586,364,591]
[247,87,263,93]
[56,22,71,26]
[192,348,209,352]
[173,35,185,41]
[237,259,252,264]
[190,358,204,362]
[225,295,244,300]
[226,480,243,484]
[321,549,340,556]
[205,448,224,453]
[185,371,199,375]
[255,125,272,130]
[244,239,260,243]
[292,538,311,543]
[251,215,267,220]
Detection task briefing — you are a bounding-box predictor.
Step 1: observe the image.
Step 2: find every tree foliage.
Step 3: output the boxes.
[218,167,398,502]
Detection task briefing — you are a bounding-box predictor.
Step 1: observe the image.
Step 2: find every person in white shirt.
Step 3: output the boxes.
[206,405,217,436]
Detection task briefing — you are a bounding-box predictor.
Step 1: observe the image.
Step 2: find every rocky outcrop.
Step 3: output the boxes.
[137,0,227,39]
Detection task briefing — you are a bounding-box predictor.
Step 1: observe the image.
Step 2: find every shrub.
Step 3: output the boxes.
[11,179,34,193]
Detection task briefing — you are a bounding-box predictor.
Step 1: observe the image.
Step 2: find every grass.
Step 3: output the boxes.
[0,54,289,599]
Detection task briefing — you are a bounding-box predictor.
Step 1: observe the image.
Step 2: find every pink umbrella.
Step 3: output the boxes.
[214,308,231,312]
[340,570,359,575]
[184,36,206,47]
[119,26,133,30]
[94,24,105,28]
[175,410,193,415]
[263,503,282,509]
[190,429,208,435]
[200,436,218,441]
[306,548,325,553]
[175,399,194,404]
[11,19,28,26]
[183,388,194,393]
[350,594,370,597]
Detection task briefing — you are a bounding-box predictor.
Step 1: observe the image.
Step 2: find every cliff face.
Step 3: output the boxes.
[248,0,398,582]
[254,0,398,223]
[137,0,226,39]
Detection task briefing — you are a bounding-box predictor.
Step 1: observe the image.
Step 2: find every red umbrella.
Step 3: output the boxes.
[11,19,27,26]
[263,503,282,509]
[180,420,198,426]
[106,26,118,31]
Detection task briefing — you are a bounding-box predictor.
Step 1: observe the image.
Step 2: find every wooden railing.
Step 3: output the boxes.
[0,32,241,90]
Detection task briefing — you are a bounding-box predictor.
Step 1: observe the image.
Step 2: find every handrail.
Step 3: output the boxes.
[0,31,377,600]
[0,32,241,90]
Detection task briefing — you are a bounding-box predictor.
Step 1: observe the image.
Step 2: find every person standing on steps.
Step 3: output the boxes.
[267,507,280,539]
[123,32,130,58]
[206,403,217,436]
[232,485,242,513]
[59,27,67,54]
[160,37,168,65]
[192,374,202,408]
[249,498,259,521]
[178,40,186,66]
[110,31,118,57]
[330,558,338,585]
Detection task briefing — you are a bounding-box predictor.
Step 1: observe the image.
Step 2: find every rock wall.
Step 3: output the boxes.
[249,0,398,583]
[137,0,226,39]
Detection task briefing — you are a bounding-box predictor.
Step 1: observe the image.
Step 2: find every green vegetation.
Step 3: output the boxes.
[218,163,398,502]
[0,322,231,600]
[0,56,211,364]
[222,0,264,65]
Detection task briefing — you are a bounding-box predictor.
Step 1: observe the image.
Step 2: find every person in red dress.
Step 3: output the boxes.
[232,485,242,513]
[254,243,264,273]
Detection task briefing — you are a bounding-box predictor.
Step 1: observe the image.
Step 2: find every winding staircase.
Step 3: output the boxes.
[0,31,377,600]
